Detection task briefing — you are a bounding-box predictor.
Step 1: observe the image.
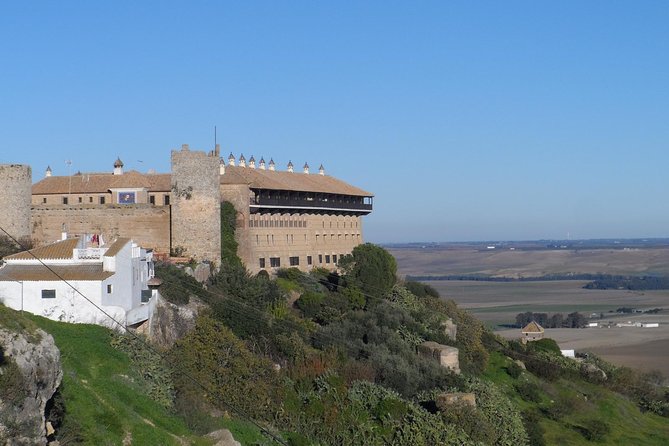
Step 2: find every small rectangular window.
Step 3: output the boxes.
[307,256,312,265]
[78,197,83,203]
[41,289,56,299]
[259,258,266,268]
[100,196,106,204]
[270,257,281,268]
[141,289,152,303]
[333,255,337,264]
[107,284,113,294]
[42,197,47,204]
[89,197,93,203]
[318,254,323,263]
[325,255,331,263]
[62,197,68,204]
[164,195,170,205]
[289,256,299,266]
[149,195,155,205]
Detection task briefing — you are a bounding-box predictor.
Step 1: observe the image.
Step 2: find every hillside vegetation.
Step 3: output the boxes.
[3,242,669,445]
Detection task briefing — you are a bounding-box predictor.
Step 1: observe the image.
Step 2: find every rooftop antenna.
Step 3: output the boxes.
[214,125,217,149]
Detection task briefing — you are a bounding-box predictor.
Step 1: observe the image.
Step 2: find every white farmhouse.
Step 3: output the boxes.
[0,237,156,329]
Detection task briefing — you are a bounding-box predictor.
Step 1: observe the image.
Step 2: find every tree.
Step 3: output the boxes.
[338,243,397,300]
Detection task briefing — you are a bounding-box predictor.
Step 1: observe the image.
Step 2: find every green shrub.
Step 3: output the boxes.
[295,291,325,319]
[220,201,242,267]
[110,333,175,408]
[515,380,542,403]
[506,361,523,379]
[529,338,561,355]
[522,409,546,446]
[171,316,283,421]
[154,262,205,305]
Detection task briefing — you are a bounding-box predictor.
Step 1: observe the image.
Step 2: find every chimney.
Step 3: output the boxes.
[181,144,190,151]
[113,157,124,175]
[319,164,325,175]
[249,155,256,169]
[45,166,52,178]
[303,162,309,174]
[269,158,276,171]
[287,161,294,173]
[214,143,220,157]
[228,152,236,166]
[259,157,266,170]
[239,154,247,167]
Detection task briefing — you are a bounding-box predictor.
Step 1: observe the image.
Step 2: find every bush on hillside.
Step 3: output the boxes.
[338,243,397,300]
[154,262,205,305]
[171,316,283,421]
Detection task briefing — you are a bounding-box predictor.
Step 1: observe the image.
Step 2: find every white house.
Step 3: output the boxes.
[0,236,156,329]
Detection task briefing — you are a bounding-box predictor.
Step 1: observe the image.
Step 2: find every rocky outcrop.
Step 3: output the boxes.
[145,295,206,349]
[417,341,461,374]
[0,328,62,445]
[441,318,457,341]
[205,429,241,446]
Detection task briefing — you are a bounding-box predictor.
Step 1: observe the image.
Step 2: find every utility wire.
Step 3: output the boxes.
[0,226,288,446]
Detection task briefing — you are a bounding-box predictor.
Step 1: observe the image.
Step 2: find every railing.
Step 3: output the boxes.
[74,248,104,260]
[250,197,372,212]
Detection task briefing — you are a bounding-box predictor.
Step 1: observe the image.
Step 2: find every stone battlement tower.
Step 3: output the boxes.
[170,145,221,262]
[0,164,32,242]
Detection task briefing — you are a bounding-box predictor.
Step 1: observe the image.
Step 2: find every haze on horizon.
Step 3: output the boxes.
[1,1,667,244]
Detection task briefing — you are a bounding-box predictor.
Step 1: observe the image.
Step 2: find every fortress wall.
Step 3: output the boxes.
[0,164,32,241]
[31,205,171,253]
[245,212,363,273]
[171,147,221,262]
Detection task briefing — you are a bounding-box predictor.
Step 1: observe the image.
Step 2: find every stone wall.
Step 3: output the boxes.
[417,341,461,374]
[171,146,221,262]
[0,164,32,241]
[220,182,366,274]
[31,204,171,252]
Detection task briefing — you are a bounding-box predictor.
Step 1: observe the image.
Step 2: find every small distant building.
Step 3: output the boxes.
[521,321,545,343]
[587,322,599,328]
[561,349,576,358]
[640,322,659,328]
[0,236,156,329]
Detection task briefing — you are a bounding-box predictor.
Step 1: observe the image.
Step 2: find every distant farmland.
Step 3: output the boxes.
[389,245,669,376]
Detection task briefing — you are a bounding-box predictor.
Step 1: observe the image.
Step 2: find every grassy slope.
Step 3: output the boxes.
[484,352,669,445]
[15,309,204,446]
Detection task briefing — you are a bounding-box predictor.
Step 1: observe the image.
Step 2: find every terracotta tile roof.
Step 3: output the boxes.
[32,172,171,195]
[0,264,114,281]
[220,166,373,196]
[522,321,545,333]
[5,238,79,261]
[103,238,131,257]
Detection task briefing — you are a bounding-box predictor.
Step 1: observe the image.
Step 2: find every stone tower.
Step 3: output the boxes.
[170,145,221,262]
[0,164,32,242]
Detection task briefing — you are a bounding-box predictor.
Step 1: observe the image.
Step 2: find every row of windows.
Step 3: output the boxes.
[44,194,171,205]
[259,254,344,269]
[254,233,361,246]
[322,220,359,229]
[249,218,307,228]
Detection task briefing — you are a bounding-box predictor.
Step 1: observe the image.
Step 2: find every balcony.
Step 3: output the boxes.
[249,196,372,214]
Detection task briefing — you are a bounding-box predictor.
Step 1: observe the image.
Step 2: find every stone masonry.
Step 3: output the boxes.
[0,164,32,242]
[417,341,461,374]
[170,145,221,262]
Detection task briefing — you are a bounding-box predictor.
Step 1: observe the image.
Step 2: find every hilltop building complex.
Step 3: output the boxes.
[18,144,373,274]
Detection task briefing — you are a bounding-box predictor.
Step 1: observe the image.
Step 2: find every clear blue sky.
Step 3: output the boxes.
[1,1,667,243]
